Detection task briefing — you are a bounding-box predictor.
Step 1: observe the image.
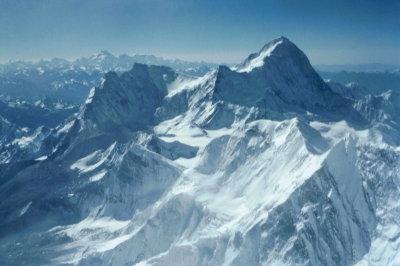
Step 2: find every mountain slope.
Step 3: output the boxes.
[0,37,398,265]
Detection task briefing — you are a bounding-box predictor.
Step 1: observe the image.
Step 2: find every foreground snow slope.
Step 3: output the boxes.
[0,37,399,265]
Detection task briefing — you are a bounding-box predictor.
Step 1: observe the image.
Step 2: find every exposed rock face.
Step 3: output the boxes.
[84,64,177,131]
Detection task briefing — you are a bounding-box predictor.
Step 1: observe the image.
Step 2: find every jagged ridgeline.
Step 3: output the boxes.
[0,37,399,265]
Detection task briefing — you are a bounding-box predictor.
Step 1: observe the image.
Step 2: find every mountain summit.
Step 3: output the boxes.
[214,37,362,123]
[235,36,309,73]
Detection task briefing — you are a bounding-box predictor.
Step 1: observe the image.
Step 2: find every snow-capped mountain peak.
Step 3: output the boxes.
[234,36,310,73]
[235,36,286,73]
[213,37,364,124]
[92,50,116,61]
[0,37,399,266]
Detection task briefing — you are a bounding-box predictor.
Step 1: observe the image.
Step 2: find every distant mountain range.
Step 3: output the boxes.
[0,52,219,105]
[0,51,219,79]
[319,70,400,95]
[314,63,400,73]
[1,51,398,103]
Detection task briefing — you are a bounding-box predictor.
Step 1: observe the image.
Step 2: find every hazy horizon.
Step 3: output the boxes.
[1,0,399,65]
[1,48,400,70]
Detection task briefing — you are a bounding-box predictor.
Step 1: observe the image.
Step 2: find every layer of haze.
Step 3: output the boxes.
[0,0,399,65]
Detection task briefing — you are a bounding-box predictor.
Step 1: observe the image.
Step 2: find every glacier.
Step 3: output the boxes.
[0,37,399,265]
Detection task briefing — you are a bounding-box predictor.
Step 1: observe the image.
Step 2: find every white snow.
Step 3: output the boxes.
[236,40,283,73]
[19,201,32,216]
[3,37,399,266]
[37,67,44,74]
[57,120,74,134]
[54,102,64,109]
[35,155,48,161]
[166,70,215,98]
[55,72,397,265]
[70,142,116,173]
[12,136,34,148]
[89,170,106,182]
[85,87,96,104]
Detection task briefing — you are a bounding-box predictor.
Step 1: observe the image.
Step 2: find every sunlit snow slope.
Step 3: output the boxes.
[0,37,399,266]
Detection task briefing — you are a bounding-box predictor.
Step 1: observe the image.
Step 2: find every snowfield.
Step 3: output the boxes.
[0,37,399,266]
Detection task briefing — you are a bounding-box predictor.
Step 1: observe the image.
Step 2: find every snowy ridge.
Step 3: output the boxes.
[0,37,399,265]
[234,38,284,73]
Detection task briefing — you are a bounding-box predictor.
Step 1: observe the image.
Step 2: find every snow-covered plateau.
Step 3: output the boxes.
[0,37,399,265]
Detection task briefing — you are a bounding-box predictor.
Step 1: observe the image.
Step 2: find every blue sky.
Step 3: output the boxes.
[0,0,399,64]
